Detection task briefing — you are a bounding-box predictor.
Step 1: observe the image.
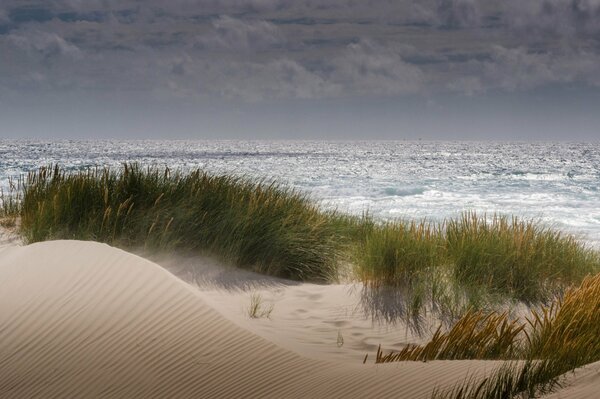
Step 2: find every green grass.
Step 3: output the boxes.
[5,165,599,315]
[352,220,449,322]
[0,177,21,227]
[16,165,342,281]
[355,212,599,321]
[446,213,599,302]
[354,220,444,288]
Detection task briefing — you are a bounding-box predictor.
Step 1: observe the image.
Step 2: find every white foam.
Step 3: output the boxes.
[1,140,599,247]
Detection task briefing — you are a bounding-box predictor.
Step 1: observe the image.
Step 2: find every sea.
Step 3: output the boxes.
[1,140,599,248]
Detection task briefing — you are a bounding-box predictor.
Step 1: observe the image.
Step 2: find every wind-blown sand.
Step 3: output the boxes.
[0,239,597,398]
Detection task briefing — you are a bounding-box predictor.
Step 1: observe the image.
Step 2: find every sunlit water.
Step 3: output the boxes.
[1,140,598,247]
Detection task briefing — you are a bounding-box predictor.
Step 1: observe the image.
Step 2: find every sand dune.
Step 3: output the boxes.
[0,240,503,398]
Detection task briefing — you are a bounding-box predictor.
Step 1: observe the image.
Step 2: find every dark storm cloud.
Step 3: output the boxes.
[435,0,480,29]
[2,0,600,100]
[504,0,600,43]
[0,1,432,101]
[0,1,599,139]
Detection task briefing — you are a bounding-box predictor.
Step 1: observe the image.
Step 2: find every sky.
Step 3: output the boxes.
[1,0,599,140]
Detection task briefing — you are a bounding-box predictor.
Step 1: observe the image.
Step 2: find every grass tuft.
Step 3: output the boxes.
[429,272,600,398]
[446,212,599,302]
[16,164,342,281]
[376,309,525,363]
[247,293,274,319]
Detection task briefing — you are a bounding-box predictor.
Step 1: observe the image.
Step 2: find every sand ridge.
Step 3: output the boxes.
[0,240,502,398]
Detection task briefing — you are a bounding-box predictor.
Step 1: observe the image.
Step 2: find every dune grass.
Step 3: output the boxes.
[0,177,21,228]
[374,273,600,398]
[446,213,599,302]
[354,212,599,322]
[431,359,562,399]
[5,164,599,316]
[15,165,342,281]
[354,220,444,288]
[353,220,451,322]
[527,272,600,364]
[375,310,525,363]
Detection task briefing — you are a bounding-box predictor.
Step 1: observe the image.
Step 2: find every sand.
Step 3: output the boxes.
[0,240,499,398]
[155,252,438,363]
[542,360,600,399]
[0,238,598,398]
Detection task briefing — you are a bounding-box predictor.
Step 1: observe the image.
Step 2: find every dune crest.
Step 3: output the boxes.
[0,240,499,398]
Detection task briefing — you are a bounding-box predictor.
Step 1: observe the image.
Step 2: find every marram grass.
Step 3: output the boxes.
[431,359,561,399]
[446,212,599,302]
[353,212,598,319]
[247,293,274,319]
[17,165,342,281]
[375,310,525,363]
[0,177,21,227]
[5,165,599,310]
[527,272,600,364]
[354,220,444,288]
[379,273,600,398]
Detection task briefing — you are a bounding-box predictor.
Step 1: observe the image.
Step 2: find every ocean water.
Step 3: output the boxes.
[1,140,599,247]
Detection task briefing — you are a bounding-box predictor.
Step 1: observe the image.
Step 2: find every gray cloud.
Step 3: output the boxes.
[0,0,599,110]
[504,0,600,43]
[9,28,82,59]
[195,16,286,52]
[435,0,480,29]
[446,46,600,95]
[330,40,423,96]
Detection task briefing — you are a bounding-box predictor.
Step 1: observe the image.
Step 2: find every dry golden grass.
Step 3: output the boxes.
[247,293,274,319]
[527,272,600,363]
[429,272,600,398]
[376,309,525,363]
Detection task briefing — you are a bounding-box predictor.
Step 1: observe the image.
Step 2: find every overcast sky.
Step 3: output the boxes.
[1,0,599,140]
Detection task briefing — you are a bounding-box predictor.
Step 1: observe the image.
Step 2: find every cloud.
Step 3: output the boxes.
[209,58,338,101]
[0,8,8,23]
[446,46,600,94]
[446,76,483,96]
[0,0,599,104]
[485,46,600,90]
[159,39,423,101]
[504,0,600,44]
[435,0,480,29]
[8,29,81,59]
[195,16,285,52]
[330,40,424,96]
